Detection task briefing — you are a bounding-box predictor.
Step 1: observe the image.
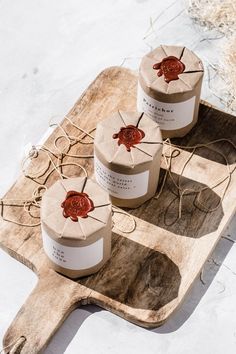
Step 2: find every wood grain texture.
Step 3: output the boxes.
[0,67,236,353]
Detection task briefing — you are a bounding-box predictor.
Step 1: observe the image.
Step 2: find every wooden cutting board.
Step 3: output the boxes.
[1,67,236,354]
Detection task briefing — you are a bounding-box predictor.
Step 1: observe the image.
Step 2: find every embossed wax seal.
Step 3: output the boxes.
[153,56,185,83]
[138,45,204,138]
[61,191,94,221]
[41,178,112,278]
[94,111,163,208]
[113,125,145,152]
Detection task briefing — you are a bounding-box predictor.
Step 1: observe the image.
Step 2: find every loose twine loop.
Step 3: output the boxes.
[0,115,136,232]
[155,138,236,221]
[0,113,235,231]
[0,336,26,354]
[1,120,234,354]
[112,205,136,233]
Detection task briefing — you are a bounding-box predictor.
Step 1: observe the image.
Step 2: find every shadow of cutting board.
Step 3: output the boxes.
[0,67,236,353]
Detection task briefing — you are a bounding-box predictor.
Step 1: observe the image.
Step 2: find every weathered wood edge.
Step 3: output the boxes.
[0,67,236,350]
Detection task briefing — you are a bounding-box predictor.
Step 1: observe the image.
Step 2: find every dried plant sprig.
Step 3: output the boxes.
[186,0,236,36]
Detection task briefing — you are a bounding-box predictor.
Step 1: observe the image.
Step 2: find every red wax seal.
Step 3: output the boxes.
[153,56,185,83]
[113,125,145,152]
[61,191,94,221]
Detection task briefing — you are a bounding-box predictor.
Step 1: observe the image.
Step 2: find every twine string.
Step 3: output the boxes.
[0,185,48,227]
[1,114,236,228]
[112,205,136,234]
[155,138,236,219]
[1,116,93,226]
[0,336,26,354]
[65,115,95,140]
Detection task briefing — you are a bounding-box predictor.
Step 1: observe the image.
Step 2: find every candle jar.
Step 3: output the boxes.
[41,177,112,278]
[137,45,204,138]
[94,111,163,208]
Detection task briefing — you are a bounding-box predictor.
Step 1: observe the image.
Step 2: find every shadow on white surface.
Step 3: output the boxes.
[1,0,236,352]
[44,306,102,354]
[153,215,236,333]
[43,215,236,353]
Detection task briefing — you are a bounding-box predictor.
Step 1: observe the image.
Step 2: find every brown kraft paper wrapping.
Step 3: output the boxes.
[41,177,112,279]
[137,45,204,138]
[94,111,163,208]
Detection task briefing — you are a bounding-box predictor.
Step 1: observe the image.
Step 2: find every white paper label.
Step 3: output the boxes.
[94,155,149,199]
[42,229,103,270]
[137,83,196,130]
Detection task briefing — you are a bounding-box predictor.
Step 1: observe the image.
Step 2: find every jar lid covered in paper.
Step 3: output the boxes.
[41,177,111,241]
[94,111,163,169]
[139,45,204,95]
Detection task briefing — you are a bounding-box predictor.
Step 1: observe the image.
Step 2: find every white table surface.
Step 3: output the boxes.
[0,1,236,353]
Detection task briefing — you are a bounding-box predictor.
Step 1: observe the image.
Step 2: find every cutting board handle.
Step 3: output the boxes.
[3,269,89,354]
